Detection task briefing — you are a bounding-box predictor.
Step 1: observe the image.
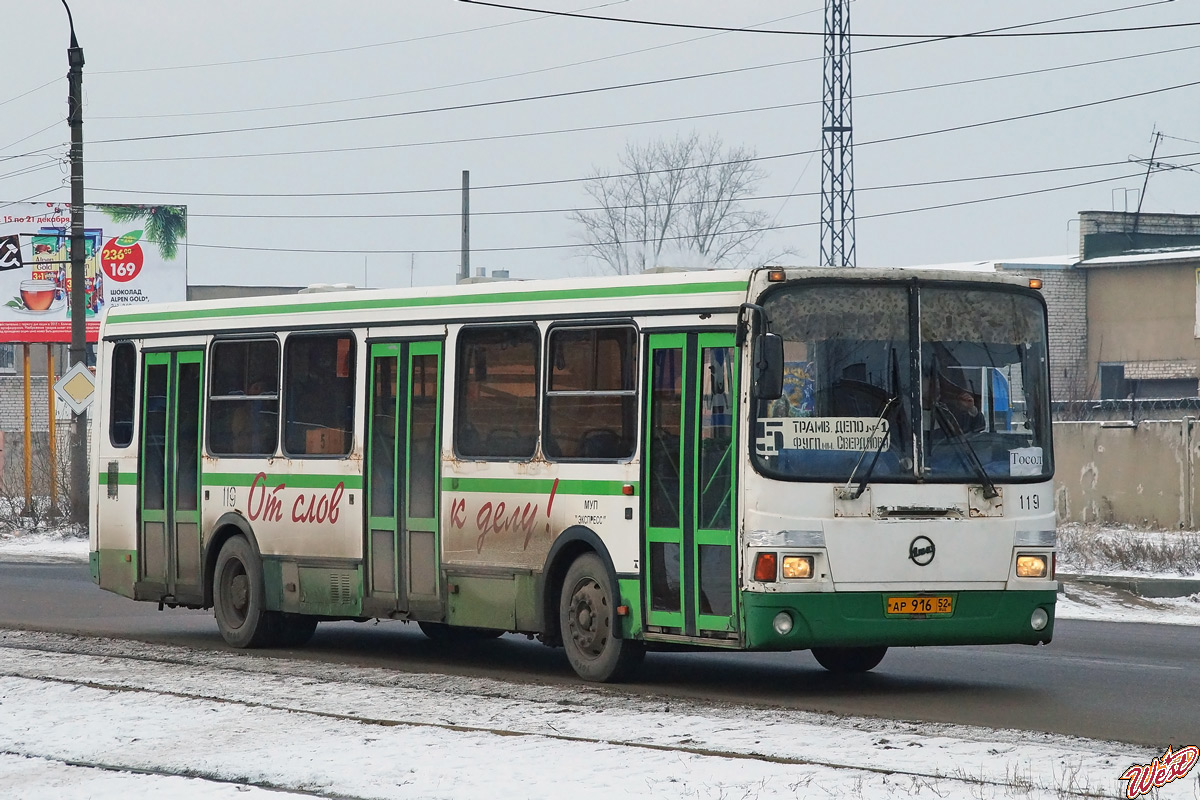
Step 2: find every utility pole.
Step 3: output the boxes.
[64,0,89,524]
[820,0,856,268]
[460,170,470,283]
[1131,128,1162,239]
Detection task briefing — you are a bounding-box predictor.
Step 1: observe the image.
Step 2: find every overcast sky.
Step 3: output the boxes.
[3,0,1198,288]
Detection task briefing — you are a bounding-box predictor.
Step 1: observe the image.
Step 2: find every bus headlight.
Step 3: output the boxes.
[773,612,794,635]
[1016,554,1048,578]
[782,556,813,579]
[1030,608,1049,631]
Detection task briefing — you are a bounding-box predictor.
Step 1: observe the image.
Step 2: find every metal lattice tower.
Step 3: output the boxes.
[820,0,856,267]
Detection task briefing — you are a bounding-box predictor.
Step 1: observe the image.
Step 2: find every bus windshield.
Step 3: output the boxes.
[753,281,1052,484]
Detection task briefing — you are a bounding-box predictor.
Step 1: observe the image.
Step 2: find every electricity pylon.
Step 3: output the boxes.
[820,0,856,268]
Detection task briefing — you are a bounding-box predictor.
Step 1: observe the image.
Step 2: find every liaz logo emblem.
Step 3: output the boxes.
[1119,745,1198,798]
[908,536,935,566]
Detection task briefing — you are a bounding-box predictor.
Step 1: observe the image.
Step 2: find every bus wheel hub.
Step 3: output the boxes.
[570,579,607,655]
[230,574,249,614]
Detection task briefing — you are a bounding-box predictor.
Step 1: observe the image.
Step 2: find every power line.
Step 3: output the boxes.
[90,1,635,76]
[79,7,1186,146]
[459,0,1200,39]
[180,154,1198,221]
[85,35,1200,149]
[0,76,61,110]
[1161,132,1200,146]
[87,41,1200,166]
[113,161,1200,257]
[0,161,61,183]
[0,142,67,165]
[0,119,67,155]
[85,78,1200,199]
[93,7,823,122]
[0,187,66,212]
[86,57,820,146]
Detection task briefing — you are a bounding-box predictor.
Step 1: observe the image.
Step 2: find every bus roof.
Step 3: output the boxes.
[100,264,1034,339]
[102,269,753,337]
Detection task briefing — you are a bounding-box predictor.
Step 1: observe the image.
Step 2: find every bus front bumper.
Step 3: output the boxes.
[742,589,1056,651]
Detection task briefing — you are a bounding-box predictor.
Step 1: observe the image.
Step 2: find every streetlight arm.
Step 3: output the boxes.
[61,0,80,49]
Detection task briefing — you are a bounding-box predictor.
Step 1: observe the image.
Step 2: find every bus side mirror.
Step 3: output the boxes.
[754,333,784,399]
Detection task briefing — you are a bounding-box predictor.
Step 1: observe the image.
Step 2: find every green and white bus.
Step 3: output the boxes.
[91,266,1057,681]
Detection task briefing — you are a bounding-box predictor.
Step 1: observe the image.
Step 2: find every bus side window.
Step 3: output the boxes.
[544,325,636,461]
[208,338,280,457]
[109,341,137,447]
[282,333,356,457]
[455,326,539,460]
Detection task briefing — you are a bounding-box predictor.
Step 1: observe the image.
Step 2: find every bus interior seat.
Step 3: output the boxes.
[485,428,533,457]
[578,428,623,459]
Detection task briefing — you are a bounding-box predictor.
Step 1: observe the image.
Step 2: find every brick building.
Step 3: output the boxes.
[1006,210,1200,418]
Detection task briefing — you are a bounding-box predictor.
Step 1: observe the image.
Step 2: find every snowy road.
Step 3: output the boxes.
[2,532,1199,798]
[0,630,1191,800]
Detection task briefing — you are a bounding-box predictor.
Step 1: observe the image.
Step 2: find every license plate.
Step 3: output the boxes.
[886,595,953,615]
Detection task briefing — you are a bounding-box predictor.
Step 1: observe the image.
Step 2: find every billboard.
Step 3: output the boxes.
[0,202,186,342]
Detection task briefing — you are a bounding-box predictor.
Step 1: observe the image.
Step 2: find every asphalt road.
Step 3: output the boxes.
[1,560,1193,748]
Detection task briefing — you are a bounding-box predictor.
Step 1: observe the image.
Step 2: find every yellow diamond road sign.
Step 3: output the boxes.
[54,361,96,415]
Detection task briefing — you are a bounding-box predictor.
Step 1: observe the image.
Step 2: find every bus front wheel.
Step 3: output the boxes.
[559,553,643,682]
[214,536,279,648]
[811,646,888,673]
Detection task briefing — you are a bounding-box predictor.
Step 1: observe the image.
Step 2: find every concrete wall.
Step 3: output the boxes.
[1053,419,1200,529]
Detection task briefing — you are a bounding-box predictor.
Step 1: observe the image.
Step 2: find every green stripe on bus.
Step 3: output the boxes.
[106,280,749,325]
[201,472,363,490]
[445,477,634,496]
[97,472,138,486]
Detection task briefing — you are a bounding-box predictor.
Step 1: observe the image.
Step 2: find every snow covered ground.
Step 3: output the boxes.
[1,526,1198,798]
[0,631,1193,800]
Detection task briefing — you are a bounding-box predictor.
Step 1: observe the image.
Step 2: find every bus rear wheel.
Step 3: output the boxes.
[559,553,643,683]
[213,536,280,648]
[811,646,888,673]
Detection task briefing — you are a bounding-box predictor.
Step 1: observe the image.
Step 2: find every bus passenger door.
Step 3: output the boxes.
[138,349,204,604]
[644,333,739,639]
[366,341,443,616]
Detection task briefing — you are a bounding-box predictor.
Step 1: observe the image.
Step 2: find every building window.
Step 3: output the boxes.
[455,326,539,459]
[1098,364,1130,401]
[543,326,636,460]
[1132,378,1198,400]
[282,333,355,457]
[208,338,280,456]
[0,344,13,373]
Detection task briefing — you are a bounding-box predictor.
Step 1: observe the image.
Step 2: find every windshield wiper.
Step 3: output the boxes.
[932,402,999,499]
[845,394,898,500]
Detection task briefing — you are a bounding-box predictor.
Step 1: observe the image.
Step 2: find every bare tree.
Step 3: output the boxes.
[570,133,771,274]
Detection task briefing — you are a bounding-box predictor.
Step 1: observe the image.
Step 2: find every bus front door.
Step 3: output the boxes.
[137,349,204,605]
[645,333,739,640]
[365,341,443,618]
